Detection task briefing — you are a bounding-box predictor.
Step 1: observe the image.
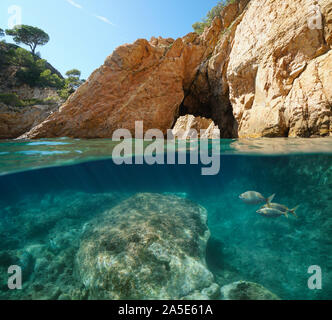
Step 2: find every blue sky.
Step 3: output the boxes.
[0,0,219,79]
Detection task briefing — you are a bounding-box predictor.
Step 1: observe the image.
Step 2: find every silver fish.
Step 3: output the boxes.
[239,191,275,205]
[256,207,287,218]
[261,203,299,218]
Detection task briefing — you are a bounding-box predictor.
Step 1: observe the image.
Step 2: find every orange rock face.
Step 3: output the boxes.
[227,0,332,138]
[23,23,221,139]
[22,0,331,139]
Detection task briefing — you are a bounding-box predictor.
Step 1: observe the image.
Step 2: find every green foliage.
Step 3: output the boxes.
[0,28,4,38]
[0,46,64,88]
[14,53,47,87]
[66,69,81,77]
[58,69,85,100]
[5,25,49,55]
[0,43,10,66]
[192,21,209,35]
[20,97,60,107]
[9,47,35,66]
[0,93,60,108]
[1,27,82,98]
[192,0,237,34]
[0,93,23,107]
[57,88,70,101]
[39,69,64,89]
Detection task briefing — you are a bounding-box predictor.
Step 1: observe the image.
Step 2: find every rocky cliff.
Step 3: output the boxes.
[0,43,63,139]
[22,0,332,139]
[0,103,59,139]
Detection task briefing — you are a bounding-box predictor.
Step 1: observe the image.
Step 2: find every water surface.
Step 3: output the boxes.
[0,138,331,300]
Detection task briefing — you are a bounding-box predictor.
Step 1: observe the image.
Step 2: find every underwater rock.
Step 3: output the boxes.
[0,191,132,300]
[220,281,280,300]
[0,250,16,267]
[27,243,84,300]
[75,193,216,300]
[0,191,126,251]
[182,283,220,300]
[17,250,35,279]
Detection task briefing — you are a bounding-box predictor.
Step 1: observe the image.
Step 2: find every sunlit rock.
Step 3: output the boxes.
[172,115,220,139]
[20,0,332,139]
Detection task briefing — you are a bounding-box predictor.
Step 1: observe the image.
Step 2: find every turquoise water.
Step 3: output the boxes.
[0,138,331,300]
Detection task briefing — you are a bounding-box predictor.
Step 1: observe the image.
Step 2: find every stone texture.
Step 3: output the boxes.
[181,0,250,138]
[182,283,220,300]
[9,85,60,101]
[75,193,216,300]
[172,115,220,139]
[22,24,221,139]
[220,281,280,300]
[0,103,60,139]
[0,191,126,300]
[227,0,332,138]
[284,51,332,137]
[22,0,332,139]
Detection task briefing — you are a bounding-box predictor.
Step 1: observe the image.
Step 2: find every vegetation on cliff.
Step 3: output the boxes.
[192,0,237,34]
[0,92,59,108]
[0,42,63,89]
[58,69,85,100]
[0,25,84,103]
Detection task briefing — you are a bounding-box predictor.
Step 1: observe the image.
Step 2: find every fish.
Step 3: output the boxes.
[239,191,275,206]
[256,207,288,218]
[261,203,299,218]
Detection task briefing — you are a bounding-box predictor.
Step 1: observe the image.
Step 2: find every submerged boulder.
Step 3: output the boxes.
[220,281,280,300]
[75,193,216,300]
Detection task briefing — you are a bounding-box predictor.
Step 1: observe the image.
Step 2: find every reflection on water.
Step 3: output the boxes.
[0,138,331,176]
[231,138,332,154]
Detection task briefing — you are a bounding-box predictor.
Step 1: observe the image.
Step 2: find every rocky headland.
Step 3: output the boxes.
[20,0,332,139]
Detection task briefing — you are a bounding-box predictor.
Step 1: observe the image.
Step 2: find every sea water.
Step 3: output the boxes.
[0,138,331,300]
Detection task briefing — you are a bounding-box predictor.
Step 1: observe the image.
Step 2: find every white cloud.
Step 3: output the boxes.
[94,15,115,26]
[66,0,83,9]
[64,1,115,27]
